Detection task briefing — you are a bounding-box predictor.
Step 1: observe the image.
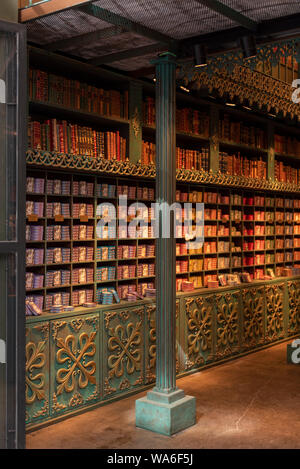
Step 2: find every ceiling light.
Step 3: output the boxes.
[243,105,252,111]
[179,85,190,93]
[226,102,236,107]
[194,44,207,67]
[240,35,257,59]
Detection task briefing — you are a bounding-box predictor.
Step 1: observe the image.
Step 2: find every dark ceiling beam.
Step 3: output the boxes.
[78,3,177,49]
[89,43,166,65]
[194,0,257,31]
[128,66,156,79]
[179,12,300,53]
[44,25,124,52]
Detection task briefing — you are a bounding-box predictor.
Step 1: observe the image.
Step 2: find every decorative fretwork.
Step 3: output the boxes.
[56,332,97,395]
[26,149,300,193]
[104,308,144,396]
[215,292,240,359]
[242,287,264,349]
[265,284,285,342]
[179,63,300,122]
[287,281,300,336]
[179,38,300,79]
[26,341,46,404]
[185,296,213,369]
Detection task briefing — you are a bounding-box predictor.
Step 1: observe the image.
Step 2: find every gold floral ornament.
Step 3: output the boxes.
[56,332,96,395]
[242,289,264,341]
[187,298,212,356]
[288,281,300,334]
[132,106,141,138]
[216,294,239,347]
[108,322,142,379]
[266,285,284,339]
[26,341,46,404]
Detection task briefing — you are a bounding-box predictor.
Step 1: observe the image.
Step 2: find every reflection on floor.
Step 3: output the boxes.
[26,341,300,449]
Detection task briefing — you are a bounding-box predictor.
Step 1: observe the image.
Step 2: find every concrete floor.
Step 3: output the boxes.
[26,342,300,449]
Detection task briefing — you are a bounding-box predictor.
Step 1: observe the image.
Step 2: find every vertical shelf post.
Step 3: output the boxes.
[209,104,219,173]
[129,81,143,164]
[268,121,275,181]
[136,52,196,436]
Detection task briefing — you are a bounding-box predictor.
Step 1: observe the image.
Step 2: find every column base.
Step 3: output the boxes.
[135,388,196,436]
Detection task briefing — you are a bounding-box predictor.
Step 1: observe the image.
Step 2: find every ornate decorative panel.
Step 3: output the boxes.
[265,284,285,343]
[215,292,240,360]
[26,150,300,194]
[185,295,214,370]
[50,315,100,417]
[241,287,265,350]
[145,301,180,384]
[26,322,50,426]
[103,307,144,398]
[287,281,300,336]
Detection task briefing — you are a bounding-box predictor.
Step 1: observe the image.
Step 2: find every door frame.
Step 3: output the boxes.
[0,18,27,449]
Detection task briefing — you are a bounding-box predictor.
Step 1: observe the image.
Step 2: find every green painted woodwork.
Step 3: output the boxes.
[49,314,101,418]
[267,122,275,181]
[103,306,144,399]
[209,105,220,173]
[25,321,50,425]
[25,277,300,430]
[129,81,143,164]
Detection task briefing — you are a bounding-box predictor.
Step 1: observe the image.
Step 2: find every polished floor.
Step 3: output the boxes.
[27,342,300,449]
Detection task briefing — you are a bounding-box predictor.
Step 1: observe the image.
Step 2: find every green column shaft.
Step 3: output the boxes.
[155,53,176,393]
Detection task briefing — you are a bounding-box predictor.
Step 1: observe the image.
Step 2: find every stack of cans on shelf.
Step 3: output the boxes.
[26,248,44,265]
[117,244,136,259]
[26,272,44,290]
[117,264,136,279]
[73,246,94,262]
[45,292,70,309]
[72,289,93,305]
[72,203,94,217]
[117,284,137,300]
[26,201,44,217]
[26,225,44,241]
[73,224,94,240]
[96,266,116,281]
[137,282,154,296]
[27,177,45,194]
[96,245,115,261]
[46,270,71,287]
[97,183,116,198]
[72,267,94,284]
[73,180,94,196]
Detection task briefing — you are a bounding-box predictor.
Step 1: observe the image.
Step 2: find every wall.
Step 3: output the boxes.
[0,0,18,23]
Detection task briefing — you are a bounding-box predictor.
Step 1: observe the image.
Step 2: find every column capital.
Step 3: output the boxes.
[151,51,177,66]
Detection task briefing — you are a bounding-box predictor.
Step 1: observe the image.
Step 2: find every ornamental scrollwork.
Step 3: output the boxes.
[242,288,264,349]
[265,284,285,342]
[27,149,300,194]
[287,281,300,335]
[26,341,46,404]
[215,293,240,359]
[107,322,142,379]
[56,332,97,395]
[186,296,213,369]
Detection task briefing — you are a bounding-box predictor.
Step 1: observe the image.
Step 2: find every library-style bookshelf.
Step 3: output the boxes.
[25,46,300,430]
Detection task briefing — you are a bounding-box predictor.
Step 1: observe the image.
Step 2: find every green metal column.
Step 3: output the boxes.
[136,53,196,436]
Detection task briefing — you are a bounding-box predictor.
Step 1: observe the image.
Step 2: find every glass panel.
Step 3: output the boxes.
[0,31,17,241]
[0,253,16,449]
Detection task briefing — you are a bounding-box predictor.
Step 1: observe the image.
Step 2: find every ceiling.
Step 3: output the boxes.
[22,0,300,76]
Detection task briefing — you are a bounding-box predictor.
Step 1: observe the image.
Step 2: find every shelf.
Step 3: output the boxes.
[219,139,268,154]
[29,100,130,128]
